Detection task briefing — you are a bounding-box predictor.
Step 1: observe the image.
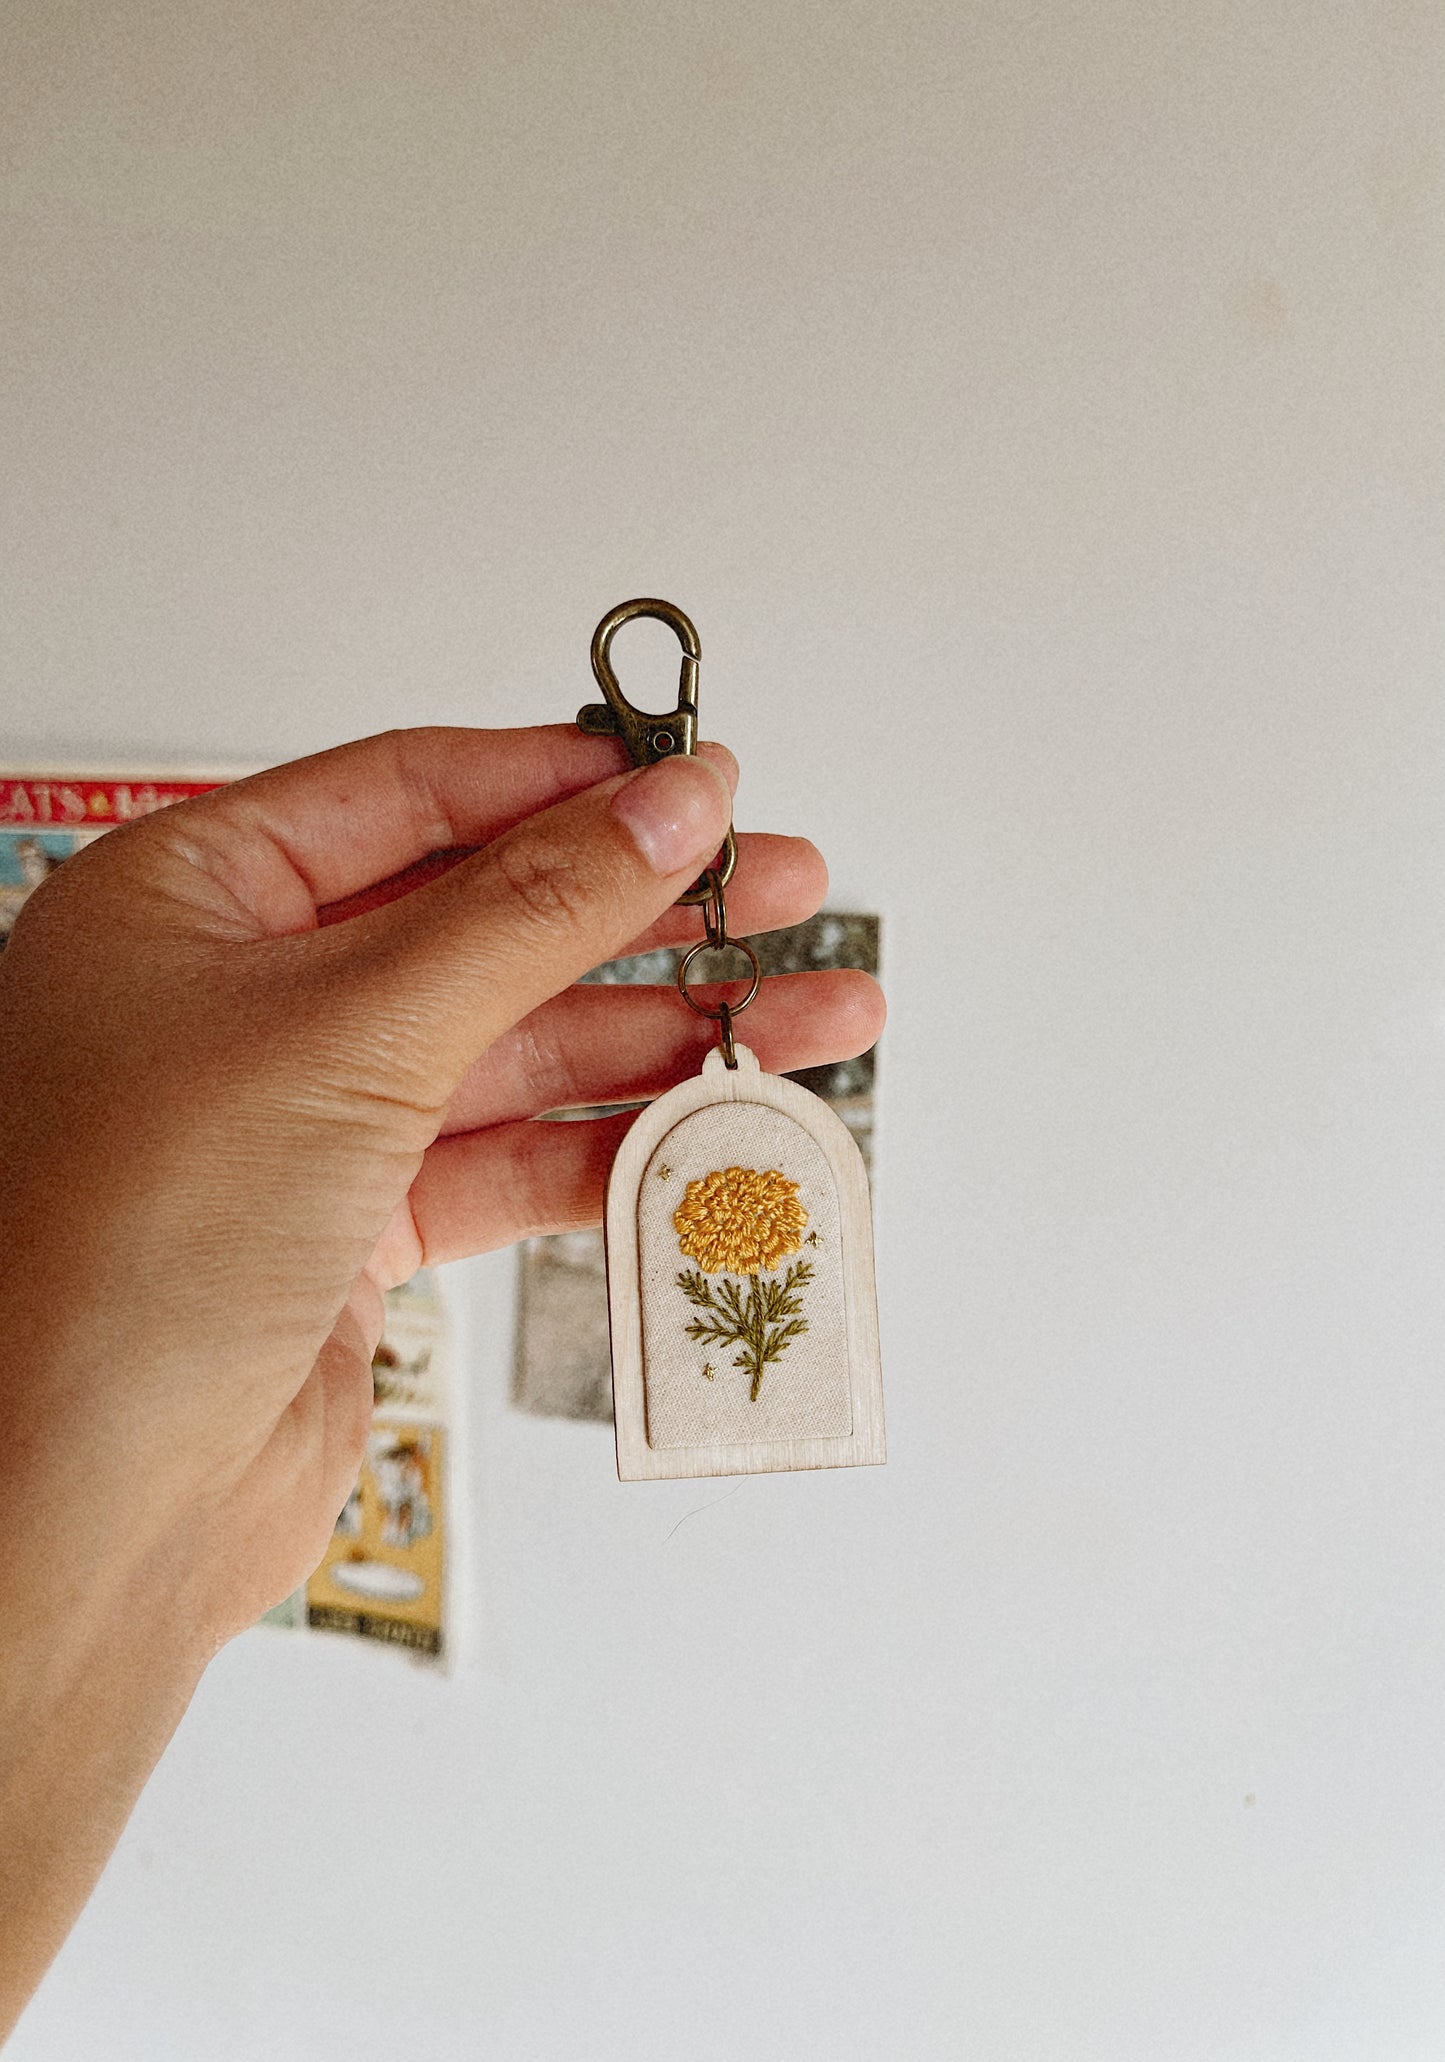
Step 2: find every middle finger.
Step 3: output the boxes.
[439,969,884,1134]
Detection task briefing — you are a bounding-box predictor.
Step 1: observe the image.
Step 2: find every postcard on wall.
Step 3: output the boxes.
[304,1269,454,1663]
[306,1423,448,1656]
[512,912,880,1423]
[0,769,234,945]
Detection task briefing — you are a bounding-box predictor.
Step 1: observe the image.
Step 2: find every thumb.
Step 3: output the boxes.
[307,754,734,1094]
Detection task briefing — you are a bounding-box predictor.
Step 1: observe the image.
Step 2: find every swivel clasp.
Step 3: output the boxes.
[578,597,736,905]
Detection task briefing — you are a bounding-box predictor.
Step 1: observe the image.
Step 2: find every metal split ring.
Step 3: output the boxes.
[677,829,737,908]
[677,935,762,1022]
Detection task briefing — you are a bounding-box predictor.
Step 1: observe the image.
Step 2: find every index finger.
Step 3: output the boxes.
[165,726,738,936]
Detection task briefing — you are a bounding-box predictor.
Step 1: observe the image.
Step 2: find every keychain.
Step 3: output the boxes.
[578,598,885,1481]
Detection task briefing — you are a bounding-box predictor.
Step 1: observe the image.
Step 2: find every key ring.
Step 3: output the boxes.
[676,866,760,1071]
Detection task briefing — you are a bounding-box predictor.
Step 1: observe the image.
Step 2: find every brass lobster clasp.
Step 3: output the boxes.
[577,597,702,767]
[578,597,735,904]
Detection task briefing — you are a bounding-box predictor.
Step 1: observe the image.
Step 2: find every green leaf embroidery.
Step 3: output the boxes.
[677,1259,814,1401]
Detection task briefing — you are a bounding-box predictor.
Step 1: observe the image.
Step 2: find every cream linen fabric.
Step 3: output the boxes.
[638,1101,851,1448]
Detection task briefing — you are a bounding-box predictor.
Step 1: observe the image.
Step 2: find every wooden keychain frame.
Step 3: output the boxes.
[605,1044,885,1479]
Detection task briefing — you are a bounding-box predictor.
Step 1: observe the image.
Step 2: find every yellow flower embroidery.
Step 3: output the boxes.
[673,1167,813,1400]
[673,1166,808,1276]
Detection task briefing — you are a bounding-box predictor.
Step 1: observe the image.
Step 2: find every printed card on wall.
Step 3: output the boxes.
[306,1427,447,1651]
[513,913,880,1423]
[303,1271,453,1662]
[1,769,234,946]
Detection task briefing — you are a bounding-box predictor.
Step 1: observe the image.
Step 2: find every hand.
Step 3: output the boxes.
[0,723,882,1638]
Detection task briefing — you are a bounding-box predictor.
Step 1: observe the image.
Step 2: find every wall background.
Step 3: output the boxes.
[5,2,1444,2056]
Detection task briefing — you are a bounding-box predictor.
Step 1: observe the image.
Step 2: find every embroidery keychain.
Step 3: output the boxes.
[577,598,885,1481]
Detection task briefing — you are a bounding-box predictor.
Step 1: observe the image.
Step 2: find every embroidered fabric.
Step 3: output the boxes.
[638,1102,852,1448]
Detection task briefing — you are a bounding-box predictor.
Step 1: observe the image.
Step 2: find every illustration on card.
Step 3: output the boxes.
[368,1270,447,1414]
[307,1425,445,1655]
[302,1272,451,1659]
[2,774,232,947]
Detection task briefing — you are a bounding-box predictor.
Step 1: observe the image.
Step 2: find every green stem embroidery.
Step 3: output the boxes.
[678,1262,813,1400]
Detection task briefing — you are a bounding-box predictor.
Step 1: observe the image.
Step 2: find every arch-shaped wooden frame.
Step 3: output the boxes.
[605,1046,885,1480]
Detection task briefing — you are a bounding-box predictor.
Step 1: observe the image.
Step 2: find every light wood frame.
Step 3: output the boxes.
[605,1046,885,1480]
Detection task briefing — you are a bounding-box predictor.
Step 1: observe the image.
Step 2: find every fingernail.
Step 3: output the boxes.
[610,757,732,876]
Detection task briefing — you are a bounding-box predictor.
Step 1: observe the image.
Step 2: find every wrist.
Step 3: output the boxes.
[0,1479,215,1739]
[0,1519,211,2040]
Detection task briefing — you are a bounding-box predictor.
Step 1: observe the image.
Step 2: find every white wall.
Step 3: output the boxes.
[6,3,1444,2056]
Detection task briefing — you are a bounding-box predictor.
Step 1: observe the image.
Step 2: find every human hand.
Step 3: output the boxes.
[0,725,883,1649]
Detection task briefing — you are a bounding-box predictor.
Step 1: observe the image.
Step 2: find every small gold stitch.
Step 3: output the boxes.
[701,1362,715,1381]
[656,1164,673,1181]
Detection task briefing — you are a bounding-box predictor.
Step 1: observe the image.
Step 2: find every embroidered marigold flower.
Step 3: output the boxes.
[673,1165,808,1276]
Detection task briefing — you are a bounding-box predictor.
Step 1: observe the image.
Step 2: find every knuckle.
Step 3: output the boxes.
[378,729,454,851]
[512,1011,577,1114]
[490,833,591,933]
